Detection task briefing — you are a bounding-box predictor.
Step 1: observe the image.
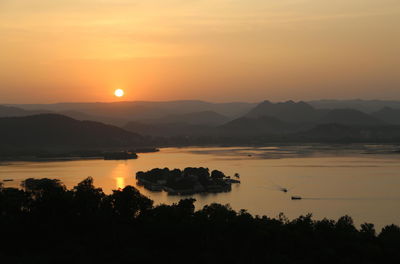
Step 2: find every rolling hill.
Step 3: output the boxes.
[140,111,229,126]
[0,114,144,151]
[297,123,400,142]
[308,99,400,113]
[371,107,400,125]
[124,121,214,137]
[219,115,293,135]
[10,100,256,121]
[0,105,49,117]
[317,109,385,126]
[245,100,326,123]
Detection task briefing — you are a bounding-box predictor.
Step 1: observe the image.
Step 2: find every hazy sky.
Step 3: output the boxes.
[1,0,399,103]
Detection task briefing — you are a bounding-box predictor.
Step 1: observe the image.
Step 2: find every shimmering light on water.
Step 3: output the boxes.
[111,163,128,190]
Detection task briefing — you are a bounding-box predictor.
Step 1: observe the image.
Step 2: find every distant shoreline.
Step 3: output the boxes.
[1,143,399,162]
[0,148,159,162]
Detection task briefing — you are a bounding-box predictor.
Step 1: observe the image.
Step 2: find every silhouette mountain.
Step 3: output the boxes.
[7,100,399,142]
[245,100,325,123]
[219,115,292,135]
[0,105,130,127]
[141,111,229,126]
[0,114,143,150]
[298,123,400,142]
[309,99,400,113]
[299,124,363,141]
[0,105,49,117]
[371,107,400,125]
[124,103,388,138]
[58,110,129,126]
[12,100,256,121]
[124,121,213,137]
[318,109,385,126]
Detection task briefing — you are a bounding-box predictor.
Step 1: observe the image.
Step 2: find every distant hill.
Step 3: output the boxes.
[219,116,294,135]
[308,99,400,113]
[123,102,389,138]
[245,100,325,123]
[298,124,364,141]
[11,100,256,121]
[0,105,129,127]
[0,105,30,117]
[371,107,400,125]
[317,109,385,126]
[58,110,129,127]
[244,101,387,126]
[8,100,400,141]
[0,114,144,151]
[141,111,229,126]
[126,115,298,137]
[124,121,213,137]
[0,105,49,117]
[298,123,400,142]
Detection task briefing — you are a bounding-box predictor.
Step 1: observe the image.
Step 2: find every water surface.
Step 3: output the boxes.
[1,146,400,229]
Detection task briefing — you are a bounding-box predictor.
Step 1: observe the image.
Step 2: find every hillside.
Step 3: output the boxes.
[6,100,399,143]
[318,109,385,126]
[58,110,129,126]
[296,123,400,142]
[124,121,213,137]
[219,115,294,135]
[308,99,400,113]
[0,114,144,151]
[140,111,229,126]
[371,107,400,125]
[245,100,325,123]
[0,105,48,117]
[11,100,256,121]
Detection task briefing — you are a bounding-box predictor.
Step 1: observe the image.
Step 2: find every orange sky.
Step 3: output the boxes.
[1,0,399,103]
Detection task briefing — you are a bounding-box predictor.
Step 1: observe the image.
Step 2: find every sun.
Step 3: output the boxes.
[114,89,124,98]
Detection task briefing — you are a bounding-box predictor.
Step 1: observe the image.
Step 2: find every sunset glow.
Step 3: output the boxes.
[0,0,399,103]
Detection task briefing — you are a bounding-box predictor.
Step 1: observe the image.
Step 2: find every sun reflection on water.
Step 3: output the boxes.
[116,177,125,190]
[111,163,129,190]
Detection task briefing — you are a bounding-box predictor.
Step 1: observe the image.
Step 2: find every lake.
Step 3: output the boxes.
[1,145,400,229]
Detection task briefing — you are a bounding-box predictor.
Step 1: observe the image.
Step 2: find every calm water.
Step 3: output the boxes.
[1,146,400,229]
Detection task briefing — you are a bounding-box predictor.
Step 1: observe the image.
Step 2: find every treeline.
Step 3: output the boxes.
[1,178,399,263]
[136,167,233,194]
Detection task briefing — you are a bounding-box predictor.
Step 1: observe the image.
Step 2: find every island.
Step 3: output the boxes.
[136,167,240,195]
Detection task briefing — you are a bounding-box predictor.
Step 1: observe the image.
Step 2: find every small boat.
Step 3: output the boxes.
[3,179,14,182]
[291,196,302,200]
[280,187,288,193]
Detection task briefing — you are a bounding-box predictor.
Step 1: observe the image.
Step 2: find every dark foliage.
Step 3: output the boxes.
[136,167,232,193]
[0,178,399,263]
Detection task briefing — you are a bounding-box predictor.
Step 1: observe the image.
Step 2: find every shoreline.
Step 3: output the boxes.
[1,143,399,162]
[0,148,159,162]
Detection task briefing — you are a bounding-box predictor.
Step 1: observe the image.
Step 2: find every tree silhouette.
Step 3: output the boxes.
[111,185,153,218]
[0,178,400,263]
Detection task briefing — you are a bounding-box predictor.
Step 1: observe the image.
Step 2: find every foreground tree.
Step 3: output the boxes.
[0,178,399,264]
[111,185,153,218]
